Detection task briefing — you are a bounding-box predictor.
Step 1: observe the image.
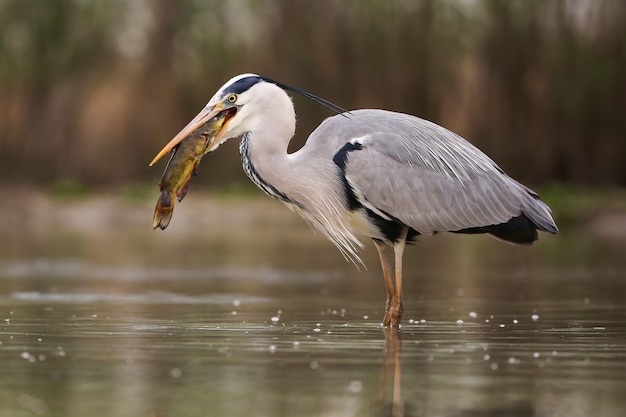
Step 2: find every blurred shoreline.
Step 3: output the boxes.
[4,185,626,240]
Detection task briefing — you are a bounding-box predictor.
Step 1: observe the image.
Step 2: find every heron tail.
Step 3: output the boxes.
[485,215,540,245]
[452,214,555,245]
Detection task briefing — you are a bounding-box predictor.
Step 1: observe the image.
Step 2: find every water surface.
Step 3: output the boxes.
[1,195,625,416]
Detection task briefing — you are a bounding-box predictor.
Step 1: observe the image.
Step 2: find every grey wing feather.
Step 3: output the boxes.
[336,110,557,235]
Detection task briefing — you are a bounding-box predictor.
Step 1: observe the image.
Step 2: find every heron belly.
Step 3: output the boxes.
[347,209,384,240]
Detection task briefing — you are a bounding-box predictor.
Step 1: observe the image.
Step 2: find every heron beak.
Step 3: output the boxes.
[149,102,234,166]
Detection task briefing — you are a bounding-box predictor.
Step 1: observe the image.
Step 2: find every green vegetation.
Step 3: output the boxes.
[539,184,626,229]
[48,178,91,200]
[1,1,625,189]
[210,182,265,200]
[116,182,158,203]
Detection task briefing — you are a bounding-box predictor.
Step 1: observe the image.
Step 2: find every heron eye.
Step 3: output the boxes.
[227,94,237,103]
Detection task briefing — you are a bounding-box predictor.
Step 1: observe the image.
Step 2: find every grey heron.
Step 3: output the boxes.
[150,73,558,327]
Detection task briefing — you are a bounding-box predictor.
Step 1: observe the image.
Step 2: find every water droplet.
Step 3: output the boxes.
[348,380,363,393]
[533,352,540,358]
[469,311,478,319]
[512,319,518,324]
[170,368,182,378]
[232,299,241,307]
[310,361,319,370]
[270,316,280,323]
[456,319,464,324]
[483,354,491,361]
[17,393,47,415]
[268,345,277,354]
[507,357,519,365]
[531,314,539,321]
[490,363,499,371]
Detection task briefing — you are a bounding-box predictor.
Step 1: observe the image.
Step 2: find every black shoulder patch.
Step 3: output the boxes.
[224,76,264,95]
[333,141,418,244]
[333,142,363,211]
[333,142,362,170]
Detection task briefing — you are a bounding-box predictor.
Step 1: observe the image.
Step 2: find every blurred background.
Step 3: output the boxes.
[1,0,625,191]
[1,3,626,416]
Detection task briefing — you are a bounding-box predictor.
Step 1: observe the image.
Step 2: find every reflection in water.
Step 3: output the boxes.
[0,263,625,417]
[449,403,536,417]
[378,329,405,417]
[1,197,626,416]
[377,330,538,417]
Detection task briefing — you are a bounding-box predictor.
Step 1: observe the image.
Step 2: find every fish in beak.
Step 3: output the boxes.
[151,104,237,230]
[149,103,237,167]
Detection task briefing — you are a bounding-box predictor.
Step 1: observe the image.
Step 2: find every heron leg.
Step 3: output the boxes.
[374,229,408,328]
[373,239,395,327]
[390,229,408,327]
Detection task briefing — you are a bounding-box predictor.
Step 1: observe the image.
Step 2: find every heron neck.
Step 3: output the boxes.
[239,126,364,264]
[239,131,298,206]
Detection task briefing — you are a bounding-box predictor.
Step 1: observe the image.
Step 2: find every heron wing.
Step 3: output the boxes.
[337,110,556,235]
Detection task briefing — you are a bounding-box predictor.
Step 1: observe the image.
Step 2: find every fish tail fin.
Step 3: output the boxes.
[152,191,175,230]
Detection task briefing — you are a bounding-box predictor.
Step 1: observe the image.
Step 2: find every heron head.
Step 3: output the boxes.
[150,73,348,166]
[149,73,294,166]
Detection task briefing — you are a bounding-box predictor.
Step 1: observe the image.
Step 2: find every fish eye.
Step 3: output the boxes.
[227,94,237,103]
